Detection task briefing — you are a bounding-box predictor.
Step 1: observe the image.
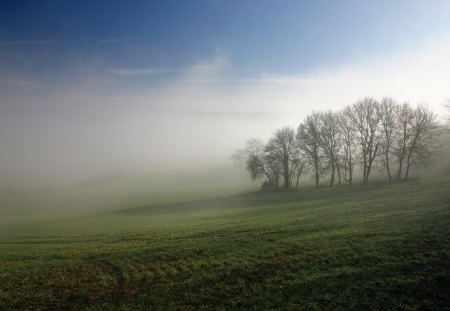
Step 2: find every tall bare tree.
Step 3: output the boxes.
[265,127,298,189]
[338,108,357,185]
[379,97,398,183]
[348,98,383,184]
[318,111,341,187]
[395,102,414,181]
[403,105,439,181]
[297,113,322,187]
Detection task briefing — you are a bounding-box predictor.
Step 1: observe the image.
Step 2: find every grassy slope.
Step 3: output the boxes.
[0,178,449,310]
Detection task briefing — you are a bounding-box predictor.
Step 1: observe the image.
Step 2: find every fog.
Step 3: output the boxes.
[1,34,450,189]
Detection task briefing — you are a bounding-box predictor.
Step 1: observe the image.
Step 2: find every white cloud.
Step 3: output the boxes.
[162,35,450,121]
[102,38,450,163]
[1,35,450,183]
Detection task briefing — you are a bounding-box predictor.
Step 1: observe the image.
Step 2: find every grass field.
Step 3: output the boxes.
[0,176,449,310]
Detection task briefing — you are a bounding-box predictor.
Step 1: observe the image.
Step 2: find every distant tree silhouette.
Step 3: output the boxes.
[233,138,281,189]
[402,105,439,181]
[338,108,357,185]
[234,96,443,190]
[317,111,341,187]
[348,97,383,184]
[297,113,322,188]
[379,97,398,183]
[265,127,298,189]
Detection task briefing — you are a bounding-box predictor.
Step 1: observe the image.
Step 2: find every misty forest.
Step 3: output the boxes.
[1,1,450,311]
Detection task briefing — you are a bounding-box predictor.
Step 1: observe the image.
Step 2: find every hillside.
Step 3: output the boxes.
[0,177,449,310]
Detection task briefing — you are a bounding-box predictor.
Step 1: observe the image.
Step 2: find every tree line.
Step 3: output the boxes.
[233,97,442,190]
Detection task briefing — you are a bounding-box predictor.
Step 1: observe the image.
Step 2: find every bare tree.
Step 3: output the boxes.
[348,98,383,184]
[235,96,441,189]
[403,105,439,181]
[232,138,280,189]
[258,152,283,189]
[394,102,414,181]
[338,108,357,185]
[265,127,298,189]
[297,113,322,187]
[379,97,398,183]
[318,111,341,187]
[290,152,306,188]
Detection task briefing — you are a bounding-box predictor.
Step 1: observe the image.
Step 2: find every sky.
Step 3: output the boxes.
[1,0,450,184]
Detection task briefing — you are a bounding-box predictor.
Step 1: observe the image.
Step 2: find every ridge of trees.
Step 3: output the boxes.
[233,97,441,190]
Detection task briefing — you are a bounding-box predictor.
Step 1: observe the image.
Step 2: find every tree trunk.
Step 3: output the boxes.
[314,152,320,188]
[348,159,353,186]
[362,157,368,185]
[346,155,353,186]
[385,151,392,183]
[283,158,290,189]
[315,164,319,188]
[365,159,373,185]
[404,164,411,181]
[329,161,335,187]
[336,164,341,186]
[404,152,413,182]
[295,166,303,188]
[397,156,404,182]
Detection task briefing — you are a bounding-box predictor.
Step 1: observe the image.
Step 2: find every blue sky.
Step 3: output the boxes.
[1,0,450,80]
[1,1,450,182]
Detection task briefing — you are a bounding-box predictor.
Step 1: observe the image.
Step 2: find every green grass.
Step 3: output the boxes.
[0,177,449,310]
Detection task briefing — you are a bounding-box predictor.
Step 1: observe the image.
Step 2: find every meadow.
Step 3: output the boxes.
[0,173,449,310]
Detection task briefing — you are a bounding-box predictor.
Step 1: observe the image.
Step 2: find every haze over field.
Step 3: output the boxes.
[1,1,450,189]
[1,2,450,310]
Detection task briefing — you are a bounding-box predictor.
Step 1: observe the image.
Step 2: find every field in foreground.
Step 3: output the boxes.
[0,178,449,310]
